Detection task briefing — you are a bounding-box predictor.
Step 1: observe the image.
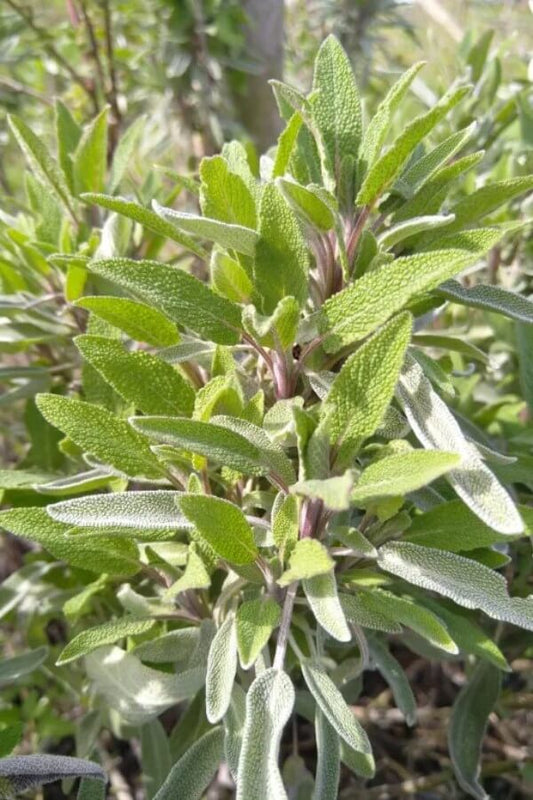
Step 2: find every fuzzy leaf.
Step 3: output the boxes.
[81,194,206,257]
[154,728,224,800]
[55,100,81,192]
[200,155,256,228]
[278,540,334,587]
[449,661,500,800]
[48,491,188,530]
[36,393,162,478]
[311,35,362,189]
[57,617,155,665]
[73,107,108,195]
[272,494,299,556]
[206,615,238,723]
[313,711,340,800]
[75,296,179,347]
[301,661,374,777]
[320,242,502,353]
[76,336,194,416]
[379,214,455,249]
[356,86,468,205]
[291,471,355,511]
[153,200,258,255]
[398,123,476,195]
[89,258,241,345]
[0,756,104,795]
[0,647,48,685]
[436,280,533,323]
[351,450,461,504]
[86,645,205,725]
[254,182,309,313]
[276,179,335,231]
[141,719,171,800]
[340,593,402,633]
[303,572,351,642]
[179,495,258,565]
[377,542,533,631]
[368,637,417,725]
[397,355,523,534]
[320,312,412,463]
[236,669,295,800]
[237,599,281,669]
[109,116,146,193]
[448,175,533,228]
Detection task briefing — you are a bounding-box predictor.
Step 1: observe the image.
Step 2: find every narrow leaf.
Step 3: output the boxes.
[278,540,334,587]
[48,491,188,530]
[206,615,238,723]
[179,495,258,566]
[236,599,281,669]
[368,637,417,726]
[437,280,533,323]
[57,618,155,665]
[75,296,179,347]
[0,756,104,795]
[313,711,340,800]
[153,200,258,255]
[303,572,351,642]
[154,728,224,800]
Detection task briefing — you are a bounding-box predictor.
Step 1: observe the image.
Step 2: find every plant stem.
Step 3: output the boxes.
[346,205,370,268]
[273,581,298,671]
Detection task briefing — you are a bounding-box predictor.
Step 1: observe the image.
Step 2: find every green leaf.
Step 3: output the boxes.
[448,175,533,229]
[0,756,105,795]
[357,588,458,653]
[0,647,48,685]
[57,618,155,665]
[254,182,309,314]
[278,540,334,587]
[48,491,188,530]
[35,393,162,479]
[206,615,238,723]
[301,661,374,777]
[276,179,335,231]
[141,719,171,800]
[436,280,533,323]
[359,62,425,176]
[55,100,81,193]
[272,494,299,556]
[319,312,412,463]
[81,194,206,257]
[378,214,455,250]
[404,500,525,552]
[153,200,258,255]
[313,711,340,800]
[88,258,242,345]
[109,115,146,193]
[200,155,256,228]
[237,599,281,669]
[356,86,469,205]
[242,296,300,352]
[398,123,476,196]
[0,725,23,758]
[311,35,362,190]
[73,107,108,195]
[0,507,141,576]
[368,636,416,726]
[340,593,402,633]
[211,250,253,303]
[179,495,258,565]
[291,471,354,511]
[132,628,200,664]
[320,242,501,353]
[351,450,461,504]
[516,321,533,413]
[377,542,533,631]
[8,114,75,217]
[449,661,500,800]
[412,333,489,365]
[236,669,295,800]
[154,728,224,800]
[76,336,194,416]
[397,355,524,534]
[272,112,303,178]
[86,645,205,725]
[75,296,179,347]
[303,572,351,642]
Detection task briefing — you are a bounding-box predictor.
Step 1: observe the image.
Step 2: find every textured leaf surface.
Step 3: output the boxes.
[398,123,476,194]
[75,296,179,347]
[291,472,354,511]
[179,495,258,565]
[352,450,460,503]
[276,179,335,230]
[278,540,334,586]
[57,618,155,664]
[73,107,107,195]
[82,194,206,256]
[36,394,162,478]
[89,258,241,345]
[154,728,224,800]
[0,755,104,794]
[368,637,416,725]
[320,313,412,463]
[379,214,455,249]
[48,491,188,530]
[237,599,281,669]
[206,616,238,723]
[320,245,500,353]
[437,280,533,323]
[397,355,523,534]
[200,155,256,228]
[303,572,351,642]
[301,661,374,777]
[340,593,402,633]
[85,645,205,725]
[377,542,533,631]
[153,200,258,255]
[311,35,362,187]
[212,416,296,486]
[77,336,194,417]
[313,711,340,800]
[236,669,295,800]
[141,719,171,800]
[449,661,500,800]
[448,175,533,228]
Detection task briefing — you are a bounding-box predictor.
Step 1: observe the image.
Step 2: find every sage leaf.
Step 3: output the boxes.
[0,647,48,685]
[368,636,417,726]
[312,711,340,800]
[153,728,224,800]
[48,491,188,530]
[57,617,156,665]
[236,599,281,669]
[73,107,108,195]
[206,615,238,722]
[0,756,105,795]
[153,200,258,255]
[278,539,334,587]
[75,296,180,347]
[303,572,351,642]
[179,495,258,565]
[141,719,171,800]
[436,280,533,323]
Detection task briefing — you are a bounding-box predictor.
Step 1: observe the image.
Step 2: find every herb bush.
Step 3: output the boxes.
[1,34,533,800]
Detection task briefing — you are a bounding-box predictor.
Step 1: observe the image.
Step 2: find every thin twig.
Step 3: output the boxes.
[0,76,53,105]
[273,581,298,670]
[100,0,122,153]
[78,0,107,103]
